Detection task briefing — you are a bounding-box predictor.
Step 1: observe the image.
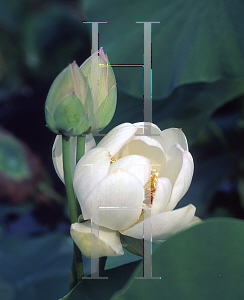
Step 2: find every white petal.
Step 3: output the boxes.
[188,216,201,227]
[73,147,111,206]
[52,135,75,183]
[161,128,188,157]
[71,221,124,258]
[165,149,194,211]
[151,177,172,216]
[158,143,183,187]
[118,135,166,173]
[52,134,96,183]
[82,169,144,231]
[108,155,151,186]
[97,123,137,157]
[120,204,196,242]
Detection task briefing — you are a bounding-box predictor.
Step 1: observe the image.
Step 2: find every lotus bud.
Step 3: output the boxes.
[80,47,117,131]
[45,61,92,136]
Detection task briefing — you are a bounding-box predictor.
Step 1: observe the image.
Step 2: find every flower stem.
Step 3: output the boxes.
[62,136,84,289]
[76,135,86,163]
[76,135,86,217]
[62,136,78,224]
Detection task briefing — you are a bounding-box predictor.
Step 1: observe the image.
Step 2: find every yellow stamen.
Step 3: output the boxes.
[150,173,159,199]
[110,155,119,163]
[144,171,159,204]
[135,171,159,224]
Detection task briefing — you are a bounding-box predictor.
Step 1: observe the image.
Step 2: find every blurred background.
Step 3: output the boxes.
[1,0,244,299]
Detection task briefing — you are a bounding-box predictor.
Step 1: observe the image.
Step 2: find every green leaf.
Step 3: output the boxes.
[152,79,244,144]
[111,218,244,300]
[60,260,141,300]
[103,80,244,144]
[120,234,143,257]
[0,233,77,300]
[176,139,232,217]
[22,3,89,79]
[83,0,244,144]
[83,0,244,99]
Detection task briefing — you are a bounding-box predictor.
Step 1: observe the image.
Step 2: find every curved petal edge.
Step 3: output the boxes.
[71,221,124,258]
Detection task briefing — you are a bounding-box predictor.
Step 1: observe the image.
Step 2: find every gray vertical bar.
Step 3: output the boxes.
[143,222,152,278]
[91,22,99,55]
[144,22,152,125]
[135,21,161,280]
[91,49,99,136]
[135,208,160,280]
[83,22,107,54]
[90,22,99,136]
[136,21,160,136]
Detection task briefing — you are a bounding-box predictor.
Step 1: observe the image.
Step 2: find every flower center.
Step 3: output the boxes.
[150,173,159,200]
[131,167,159,226]
[110,157,159,206]
[110,155,119,163]
[144,168,159,205]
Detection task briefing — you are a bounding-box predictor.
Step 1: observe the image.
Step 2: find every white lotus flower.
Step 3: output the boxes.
[64,122,197,258]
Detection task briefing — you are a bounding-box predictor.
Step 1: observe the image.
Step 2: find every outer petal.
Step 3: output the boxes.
[188,216,201,227]
[73,147,111,206]
[151,177,172,216]
[71,221,124,258]
[165,148,194,211]
[97,123,137,157]
[52,133,96,183]
[159,144,183,187]
[108,155,151,186]
[161,128,188,159]
[120,204,196,242]
[82,169,144,231]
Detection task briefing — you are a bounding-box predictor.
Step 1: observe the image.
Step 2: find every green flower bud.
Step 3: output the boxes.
[45,62,91,136]
[80,48,117,131]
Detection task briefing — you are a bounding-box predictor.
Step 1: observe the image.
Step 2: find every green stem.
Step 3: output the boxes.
[62,136,84,289]
[74,243,84,281]
[69,254,77,291]
[76,135,86,163]
[76,135,86,217]
[62,136,78,224]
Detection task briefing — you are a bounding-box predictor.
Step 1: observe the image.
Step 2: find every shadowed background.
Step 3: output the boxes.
[1,0,244,299]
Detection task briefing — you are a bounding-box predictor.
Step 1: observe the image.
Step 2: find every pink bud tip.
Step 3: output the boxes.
[98,47,107,61]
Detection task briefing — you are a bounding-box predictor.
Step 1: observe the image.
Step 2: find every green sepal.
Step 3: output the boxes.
[78,214,86,223]
[120,233,143,257]
[97,85,117,131]
[53,93,90,136]
[45,61,92,136]
[45,106,59,134]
